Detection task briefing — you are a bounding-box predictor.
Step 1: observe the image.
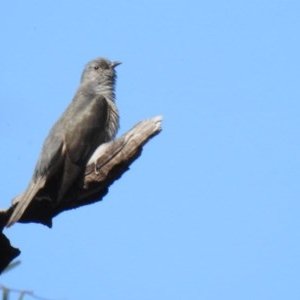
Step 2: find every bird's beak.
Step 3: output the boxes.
[111,61,122,68]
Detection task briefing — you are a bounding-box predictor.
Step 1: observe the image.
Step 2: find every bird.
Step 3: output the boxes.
[6,57,121,227]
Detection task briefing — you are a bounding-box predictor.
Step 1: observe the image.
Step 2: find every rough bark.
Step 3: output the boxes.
[0,116,162,274]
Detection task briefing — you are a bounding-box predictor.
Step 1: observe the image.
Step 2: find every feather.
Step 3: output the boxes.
[7,177,47,227]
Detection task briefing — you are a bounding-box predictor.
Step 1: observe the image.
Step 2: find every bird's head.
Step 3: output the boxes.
[80,57,122,84]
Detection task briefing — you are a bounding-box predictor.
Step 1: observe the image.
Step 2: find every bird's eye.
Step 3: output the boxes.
[94,66,99,70]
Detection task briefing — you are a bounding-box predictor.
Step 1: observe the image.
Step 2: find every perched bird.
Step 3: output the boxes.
[6,57,121,227]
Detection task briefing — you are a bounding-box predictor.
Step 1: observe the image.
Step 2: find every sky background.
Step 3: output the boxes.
[0,1,299,299]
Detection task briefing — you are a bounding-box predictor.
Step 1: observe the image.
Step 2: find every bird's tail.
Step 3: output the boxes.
[6,177,46,227]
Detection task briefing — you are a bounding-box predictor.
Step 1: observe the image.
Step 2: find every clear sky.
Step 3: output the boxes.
[1,1,299,299]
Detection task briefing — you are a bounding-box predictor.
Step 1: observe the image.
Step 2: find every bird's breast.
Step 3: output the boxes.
[105,97,119,141]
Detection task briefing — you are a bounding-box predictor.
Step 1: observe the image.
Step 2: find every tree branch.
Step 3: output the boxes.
[0,116,162,273]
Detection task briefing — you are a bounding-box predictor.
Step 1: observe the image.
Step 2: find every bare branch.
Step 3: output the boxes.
[0,116,162,273]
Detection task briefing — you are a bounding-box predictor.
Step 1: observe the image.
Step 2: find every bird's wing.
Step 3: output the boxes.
[55,95,109,200]
[6,126,65,227]
[64,95,109,165]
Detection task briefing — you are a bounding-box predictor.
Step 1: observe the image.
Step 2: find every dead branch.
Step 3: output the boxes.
[0,116,162,273]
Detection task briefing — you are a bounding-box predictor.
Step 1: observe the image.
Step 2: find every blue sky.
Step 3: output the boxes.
[1,1,300,299]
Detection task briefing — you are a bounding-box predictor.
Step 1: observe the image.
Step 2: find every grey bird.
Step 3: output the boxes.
[6,57,121,227]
